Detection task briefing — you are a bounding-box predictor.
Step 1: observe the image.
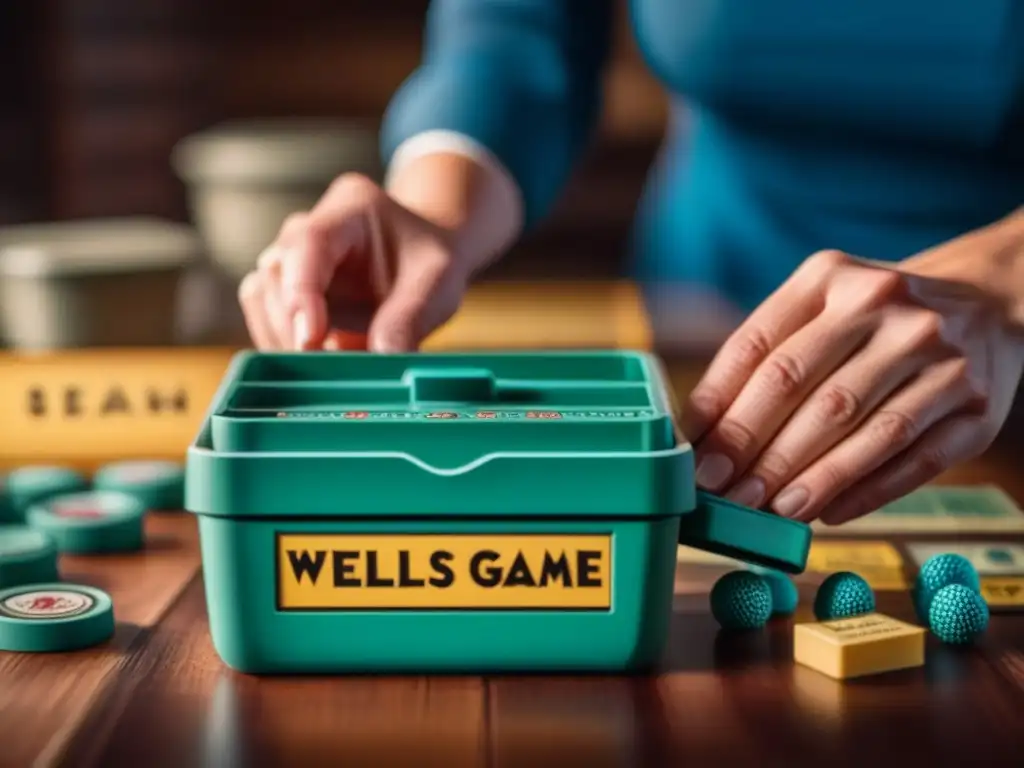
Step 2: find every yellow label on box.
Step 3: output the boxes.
[0,348,236,469]
[980,577,1024,607]
[276,534,613,611]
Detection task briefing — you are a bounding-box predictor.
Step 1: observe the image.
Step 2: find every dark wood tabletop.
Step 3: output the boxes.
[3,360,1023,768]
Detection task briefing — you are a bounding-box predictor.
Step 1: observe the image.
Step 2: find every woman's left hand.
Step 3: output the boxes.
[683,246,1024,525]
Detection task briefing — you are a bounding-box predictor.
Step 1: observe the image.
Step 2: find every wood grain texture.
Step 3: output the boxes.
[9,359,1024,766]
[0,513,201,768]
[55,546,1024,767]
[61,577,487,768]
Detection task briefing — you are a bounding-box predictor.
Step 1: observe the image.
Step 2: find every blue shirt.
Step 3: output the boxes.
[381,0,1024,310]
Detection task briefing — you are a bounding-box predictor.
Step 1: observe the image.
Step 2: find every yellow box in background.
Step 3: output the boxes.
[805,541,909,590]
[0,281,652,471]
[423,281,652,351]
[0,347,234,471]
[979,577,1024,609]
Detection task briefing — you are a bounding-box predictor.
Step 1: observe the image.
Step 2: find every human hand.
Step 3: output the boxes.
[238,173,469,352]
[683,248,1024,525]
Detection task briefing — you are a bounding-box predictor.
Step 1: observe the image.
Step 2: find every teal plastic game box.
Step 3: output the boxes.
[185,351,809,674]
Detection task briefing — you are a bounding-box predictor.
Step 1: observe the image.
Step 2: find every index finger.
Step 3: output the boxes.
[279,178,378,349]
[279,217,363,350]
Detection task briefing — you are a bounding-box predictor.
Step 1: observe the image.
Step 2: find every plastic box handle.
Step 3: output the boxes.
[403,367,497,405]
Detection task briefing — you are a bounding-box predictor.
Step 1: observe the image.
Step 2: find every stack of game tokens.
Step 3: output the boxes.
[4,465,145,556]
[27,491,148,554]
[0,459,182,653]
[2,460,185,555]
[3,466,88,523]
[0,519,117,652]
[92,460,185,511]
[0,526,59,589]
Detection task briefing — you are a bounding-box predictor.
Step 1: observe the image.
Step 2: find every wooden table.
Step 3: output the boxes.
[3,360,1024,768]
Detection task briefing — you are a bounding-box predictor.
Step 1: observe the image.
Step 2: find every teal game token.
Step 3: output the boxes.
[748,565,800,616]
[710,570,773,630]
[814,571,876,620]
[93,460,185,511]
[912,552,981,622]
[5,466,88,522]
[0,583,114,652]
[928,583,989,645]
[676,491,813,574]
[0,526,59,588]
[27,491,146,554]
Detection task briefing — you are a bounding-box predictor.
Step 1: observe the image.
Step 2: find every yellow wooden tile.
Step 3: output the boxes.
[794,613,925,680]
[0,346,234,471]
[980,577,1024,609]
[807,541,904,570]
[805,541,908,590]
[848,567,909,590]
[422,281,652,351]
[0,281,652,471]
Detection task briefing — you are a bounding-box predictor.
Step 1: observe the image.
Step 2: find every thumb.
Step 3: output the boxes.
[367,296,420,353]
[368,278,429,353]
[368,253,454,353]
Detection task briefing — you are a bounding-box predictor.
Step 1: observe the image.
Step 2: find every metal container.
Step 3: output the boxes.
[0,217,200,350]
[171,119,382,282]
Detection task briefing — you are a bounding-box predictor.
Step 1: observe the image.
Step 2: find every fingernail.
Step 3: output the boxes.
[727,477,766,508]
[773,487,809,517]
[694,453,733,490]
[293,312,310,350]
[257,245,282,271]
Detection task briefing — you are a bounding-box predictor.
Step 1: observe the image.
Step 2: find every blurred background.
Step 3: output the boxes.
[0,0,671,350]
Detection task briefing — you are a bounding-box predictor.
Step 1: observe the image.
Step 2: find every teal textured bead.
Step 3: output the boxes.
[710,571,772,630]
[912,553,980,623]
[928,583,989,645]
[748,566,799,616]
[813,572,875,621]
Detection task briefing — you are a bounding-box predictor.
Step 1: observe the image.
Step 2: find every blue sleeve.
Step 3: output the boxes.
[380,0,614,229]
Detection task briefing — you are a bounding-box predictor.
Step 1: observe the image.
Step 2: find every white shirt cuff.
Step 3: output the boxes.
[385,130,524,236]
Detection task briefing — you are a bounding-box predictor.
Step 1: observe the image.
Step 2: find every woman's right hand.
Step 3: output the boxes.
[238,172,471,353]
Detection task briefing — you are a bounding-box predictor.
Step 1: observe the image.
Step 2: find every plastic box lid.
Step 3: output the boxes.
[186,351,696,519]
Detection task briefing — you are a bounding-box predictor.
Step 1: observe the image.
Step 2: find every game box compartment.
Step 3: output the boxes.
[185,350,704,673]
